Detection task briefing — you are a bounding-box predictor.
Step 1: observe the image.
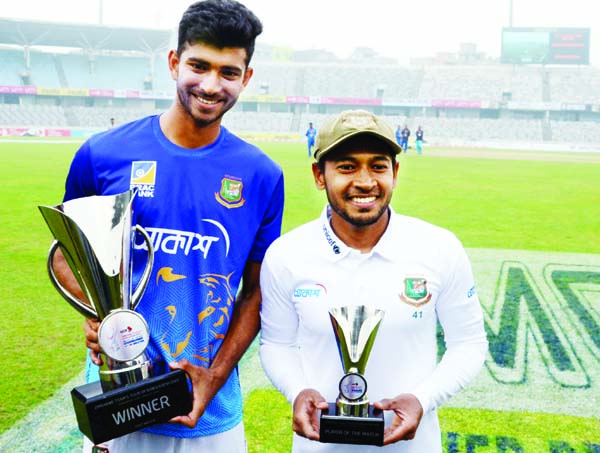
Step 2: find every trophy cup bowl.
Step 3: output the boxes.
[319,305,385,446]
[39,190,192,444]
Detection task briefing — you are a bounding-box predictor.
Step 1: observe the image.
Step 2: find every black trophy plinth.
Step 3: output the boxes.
[319,403,384,446]
[71,370,192,444]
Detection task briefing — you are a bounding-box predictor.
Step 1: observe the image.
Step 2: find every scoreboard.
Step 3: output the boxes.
[501,28,590,65]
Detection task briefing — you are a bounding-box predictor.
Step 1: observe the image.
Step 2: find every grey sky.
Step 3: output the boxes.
[1,0,597,65]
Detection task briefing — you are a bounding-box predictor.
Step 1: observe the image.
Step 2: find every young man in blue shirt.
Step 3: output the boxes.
[52,1,284,451]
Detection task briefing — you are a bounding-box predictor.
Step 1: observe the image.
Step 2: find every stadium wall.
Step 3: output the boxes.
[3,47,600,146]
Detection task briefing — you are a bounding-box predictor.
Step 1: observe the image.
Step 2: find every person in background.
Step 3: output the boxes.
[52,1,284,451]
[415,126,424,155]
[259,110,487,452]
[306,122,317,158]
[400,124,410,153]
[395,125,402,147]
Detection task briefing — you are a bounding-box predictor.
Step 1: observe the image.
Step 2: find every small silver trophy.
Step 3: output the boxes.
[320,305,385,446]
[39,190,191,444]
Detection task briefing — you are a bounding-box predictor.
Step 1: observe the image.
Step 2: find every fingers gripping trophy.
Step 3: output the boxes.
[39,190,191,444]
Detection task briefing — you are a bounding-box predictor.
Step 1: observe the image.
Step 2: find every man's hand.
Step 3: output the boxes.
[292,389,329,441]
[373,393,423,446]
[168,359,224,429]
[83,318,103,366]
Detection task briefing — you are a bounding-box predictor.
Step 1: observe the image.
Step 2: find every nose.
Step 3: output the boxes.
[199,70,220,95]
[354,168,376,189]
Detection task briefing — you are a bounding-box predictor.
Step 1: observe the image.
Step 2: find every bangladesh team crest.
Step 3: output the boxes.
[215,177,245,208]
[399,276,432,307]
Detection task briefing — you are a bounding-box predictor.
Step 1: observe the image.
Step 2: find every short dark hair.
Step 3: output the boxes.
[177,0,263,66]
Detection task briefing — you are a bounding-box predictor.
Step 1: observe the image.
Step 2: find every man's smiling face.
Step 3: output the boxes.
[169,42,252,128]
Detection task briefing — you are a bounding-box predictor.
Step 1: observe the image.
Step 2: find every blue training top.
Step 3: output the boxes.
[64,114,284,438]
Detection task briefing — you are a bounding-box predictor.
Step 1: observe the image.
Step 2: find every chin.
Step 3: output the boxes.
[191,112,223,128]
[348,216,379,228]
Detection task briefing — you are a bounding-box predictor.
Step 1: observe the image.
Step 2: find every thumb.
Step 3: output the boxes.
[373,398,393,410]
[169,358,191,372]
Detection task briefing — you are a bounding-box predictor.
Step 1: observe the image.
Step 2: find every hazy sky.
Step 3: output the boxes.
[1,0,597,65]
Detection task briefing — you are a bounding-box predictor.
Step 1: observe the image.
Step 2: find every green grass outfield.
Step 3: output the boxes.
[0,140,599,452]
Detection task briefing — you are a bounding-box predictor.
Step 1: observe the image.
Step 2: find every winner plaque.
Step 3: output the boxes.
[320,305,385,446]
[39,190,192,444]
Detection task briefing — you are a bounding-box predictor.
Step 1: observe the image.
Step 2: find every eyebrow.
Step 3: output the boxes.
[185,57,244,73]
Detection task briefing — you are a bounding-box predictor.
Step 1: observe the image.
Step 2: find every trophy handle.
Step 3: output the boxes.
[130,225,154,310]
[47,241,98,319]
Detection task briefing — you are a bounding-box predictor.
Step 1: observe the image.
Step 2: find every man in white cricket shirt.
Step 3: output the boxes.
[259,110,488,452]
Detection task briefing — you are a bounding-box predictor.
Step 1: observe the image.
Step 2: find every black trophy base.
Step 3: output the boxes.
[71,369,192,445]
[320,403,384,446]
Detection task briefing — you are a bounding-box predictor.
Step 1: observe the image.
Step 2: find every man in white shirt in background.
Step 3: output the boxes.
[259,109,488,452]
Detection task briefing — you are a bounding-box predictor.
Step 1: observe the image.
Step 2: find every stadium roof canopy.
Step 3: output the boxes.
[0,18,172,53]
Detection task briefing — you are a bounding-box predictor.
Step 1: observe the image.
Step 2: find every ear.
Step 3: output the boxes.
[168,49,180,81]
[312,162,326,190]
[242,66,254,89]
[392,161,400,188]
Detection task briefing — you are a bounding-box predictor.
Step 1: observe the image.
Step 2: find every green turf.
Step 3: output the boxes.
[438,407,600,452]
[0,142,87,433]
[255,142,600,253]
[1,140,599,451]
[394,155,600,253]
[244,389,293,453]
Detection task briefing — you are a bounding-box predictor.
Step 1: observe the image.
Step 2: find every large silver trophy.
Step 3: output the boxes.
[39,190,191,444]
[320,305,385,446]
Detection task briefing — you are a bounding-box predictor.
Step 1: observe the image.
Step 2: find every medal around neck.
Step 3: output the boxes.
[39,190,192,444]
[320,305,385,446]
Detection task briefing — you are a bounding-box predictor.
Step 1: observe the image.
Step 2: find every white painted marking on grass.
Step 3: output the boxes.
[0,372,85,451]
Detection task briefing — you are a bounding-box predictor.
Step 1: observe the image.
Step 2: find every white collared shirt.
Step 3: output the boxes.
[259,206,488,452]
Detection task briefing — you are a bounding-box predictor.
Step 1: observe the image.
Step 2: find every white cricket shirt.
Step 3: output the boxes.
[260,206,488,452]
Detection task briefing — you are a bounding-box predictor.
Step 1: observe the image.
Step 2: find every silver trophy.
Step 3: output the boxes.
[39,190,192,444]
[320,305,385,446]
[39,189,158,390]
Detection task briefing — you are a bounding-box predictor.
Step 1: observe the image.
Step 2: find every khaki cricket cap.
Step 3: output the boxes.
[313,110,402,162]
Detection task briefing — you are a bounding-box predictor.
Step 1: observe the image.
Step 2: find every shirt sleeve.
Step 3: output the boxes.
[259,246,309,404]
[412,235,488,413]
[63,140,98,202]
[248,172,285,263]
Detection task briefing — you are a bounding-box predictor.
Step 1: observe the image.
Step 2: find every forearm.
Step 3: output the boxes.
[412,335,487,413]
[209,260,263,386]
[52,247,89,304]
[210,289,261,383]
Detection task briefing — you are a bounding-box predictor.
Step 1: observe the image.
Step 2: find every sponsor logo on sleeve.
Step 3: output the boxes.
[468,285,476,298]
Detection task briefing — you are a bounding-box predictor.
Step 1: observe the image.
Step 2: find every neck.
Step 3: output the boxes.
[160,104,221,149]
[329,209,390,254]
